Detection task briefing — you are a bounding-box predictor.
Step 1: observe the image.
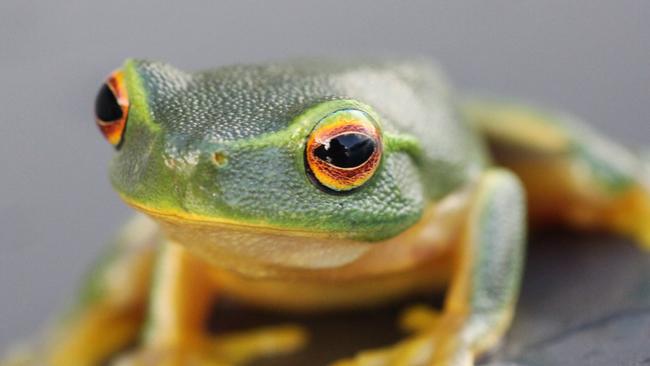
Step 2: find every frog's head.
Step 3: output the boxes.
[94,59,480,272]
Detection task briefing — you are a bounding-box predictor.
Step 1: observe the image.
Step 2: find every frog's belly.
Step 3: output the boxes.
[160,193,468,310]
[208,256,453,312]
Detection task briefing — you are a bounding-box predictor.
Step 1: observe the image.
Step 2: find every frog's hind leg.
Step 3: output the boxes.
[464,99,650,249]
[334,169,527,366]
[115,241,307,366]
[1,215,160,366]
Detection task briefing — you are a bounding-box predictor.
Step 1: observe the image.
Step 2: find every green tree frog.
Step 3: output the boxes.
[3,59,650,366]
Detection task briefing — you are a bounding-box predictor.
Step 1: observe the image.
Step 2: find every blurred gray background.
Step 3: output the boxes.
[1,1,649,364]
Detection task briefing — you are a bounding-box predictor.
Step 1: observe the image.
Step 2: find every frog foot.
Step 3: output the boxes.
[332,311,472,366]
[398,303,442,334]
[331,334,472,366]
[113,324,308,366]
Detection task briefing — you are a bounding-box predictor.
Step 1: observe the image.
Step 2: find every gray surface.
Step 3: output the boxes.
[0,0,649,362]
[496,234,650,366]
[227,232,648,366]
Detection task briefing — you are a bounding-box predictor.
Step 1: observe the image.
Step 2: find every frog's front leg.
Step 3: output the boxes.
[335,169,526,366]
[0,215,161,366]
[116,241,307,366]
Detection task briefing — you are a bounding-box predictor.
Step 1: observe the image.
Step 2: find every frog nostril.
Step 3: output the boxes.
[212,152,228,167]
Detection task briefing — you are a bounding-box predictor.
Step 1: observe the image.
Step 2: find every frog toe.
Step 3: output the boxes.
[398,304,441,334]
[333,315,469,366]
[331,334,438,366]
[112,346,218,366]
[115,324,307,366]
[209,324,308,364]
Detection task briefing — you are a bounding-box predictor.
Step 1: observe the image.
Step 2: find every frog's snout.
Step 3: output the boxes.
[95,69,129,147]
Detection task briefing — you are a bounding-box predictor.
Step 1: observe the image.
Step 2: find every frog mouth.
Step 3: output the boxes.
[119,193,377,271]
[119,192,355,239]
[119,192,466,277]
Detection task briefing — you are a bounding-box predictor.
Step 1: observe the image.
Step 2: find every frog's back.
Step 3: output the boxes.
[135,58,488,199]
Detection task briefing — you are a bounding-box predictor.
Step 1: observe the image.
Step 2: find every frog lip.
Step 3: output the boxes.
[118,193,352,239]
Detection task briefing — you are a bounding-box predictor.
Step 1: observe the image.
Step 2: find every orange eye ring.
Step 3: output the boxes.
[305,109,382,193]
[95,70,129,146]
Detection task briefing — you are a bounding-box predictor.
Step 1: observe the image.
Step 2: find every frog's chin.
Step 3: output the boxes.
[120,197,374,272]
[121,189,471,278]
[154,215,375,274]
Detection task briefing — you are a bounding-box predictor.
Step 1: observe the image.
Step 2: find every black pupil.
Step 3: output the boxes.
[314,133,376,168]
[95,83,122,122]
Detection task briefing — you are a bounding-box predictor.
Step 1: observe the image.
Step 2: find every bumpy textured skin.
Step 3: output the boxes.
[113,59,488,240]
[2,59,649,366]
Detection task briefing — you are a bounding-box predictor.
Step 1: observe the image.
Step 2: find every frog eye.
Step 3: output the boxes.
[305,109,382,193]
[95,70,129,146]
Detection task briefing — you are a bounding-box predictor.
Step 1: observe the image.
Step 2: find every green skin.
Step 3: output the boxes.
[113,59,487,240]
[3,58,648,366]
[113,59,520,364]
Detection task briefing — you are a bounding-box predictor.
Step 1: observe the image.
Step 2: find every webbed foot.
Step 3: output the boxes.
[333,312,471,366]
[114,325,307,366]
